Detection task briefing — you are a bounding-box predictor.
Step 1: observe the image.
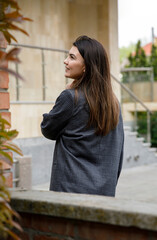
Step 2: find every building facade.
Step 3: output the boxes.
[9,0,120,138]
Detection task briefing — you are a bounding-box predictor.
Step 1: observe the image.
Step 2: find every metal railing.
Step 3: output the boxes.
[10,43,68,101]
[111,74,152,143]
[9,43,152,143]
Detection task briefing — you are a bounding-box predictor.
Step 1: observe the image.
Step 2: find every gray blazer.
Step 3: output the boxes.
[41,89,124,196]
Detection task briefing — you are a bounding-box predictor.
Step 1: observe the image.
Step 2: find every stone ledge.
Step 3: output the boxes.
[10,189,157,232]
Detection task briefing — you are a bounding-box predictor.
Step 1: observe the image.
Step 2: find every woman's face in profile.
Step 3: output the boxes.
[64,46,85,80]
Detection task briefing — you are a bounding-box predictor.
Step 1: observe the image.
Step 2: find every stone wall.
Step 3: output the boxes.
[10,190,157,240]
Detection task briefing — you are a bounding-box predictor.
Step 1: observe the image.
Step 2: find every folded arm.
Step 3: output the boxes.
[41,90,74,140]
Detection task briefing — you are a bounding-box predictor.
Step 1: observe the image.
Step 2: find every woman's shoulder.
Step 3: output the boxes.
[57,89,75,101]
[60,89,85,101]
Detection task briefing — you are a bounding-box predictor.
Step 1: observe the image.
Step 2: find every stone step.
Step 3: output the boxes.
[128,131,138,136]
[136,137,145,142]
[124,126,131,131]
[142,142,151,147]
[148,147,157,152]
[123,126,157,168]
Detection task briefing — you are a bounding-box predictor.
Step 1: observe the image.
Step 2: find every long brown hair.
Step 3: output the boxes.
[72,35,119,136]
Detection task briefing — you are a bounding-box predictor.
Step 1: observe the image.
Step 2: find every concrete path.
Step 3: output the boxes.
[116,163,157,203]
[33,163,157,204]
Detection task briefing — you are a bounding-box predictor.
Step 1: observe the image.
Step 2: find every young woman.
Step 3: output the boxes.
[41,35,124,197]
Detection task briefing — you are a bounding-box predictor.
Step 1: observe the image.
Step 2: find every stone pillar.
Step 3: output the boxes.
[14,156,32,189]
[108,0,121,100]
[0,32,12,187]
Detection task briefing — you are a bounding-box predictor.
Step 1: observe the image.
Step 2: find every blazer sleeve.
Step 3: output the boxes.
[117,131,124,182]
[40,90,74,140]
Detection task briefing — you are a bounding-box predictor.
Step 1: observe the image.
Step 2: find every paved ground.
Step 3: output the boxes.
[33,163,157,204]
[116,163,157,203]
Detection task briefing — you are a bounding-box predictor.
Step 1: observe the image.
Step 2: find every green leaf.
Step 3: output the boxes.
[0,151,13,164]
[10,220,23,232]
[0,132,10,140]
[7,229,21,240]
[3,143,23,156]
[6,130,19,140]
[0,116,11,128]
[0,192,10,202]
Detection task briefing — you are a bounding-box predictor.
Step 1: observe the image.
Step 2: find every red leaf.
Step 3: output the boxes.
[23,17,33,22]
[2,30,18,43]
[0,48,21,66]
[4,47,21,62]
[5,11,28,23]
[7,23,29,36]
[4,0,20,11]
[0,67,25,81]
[5,11,22,19]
